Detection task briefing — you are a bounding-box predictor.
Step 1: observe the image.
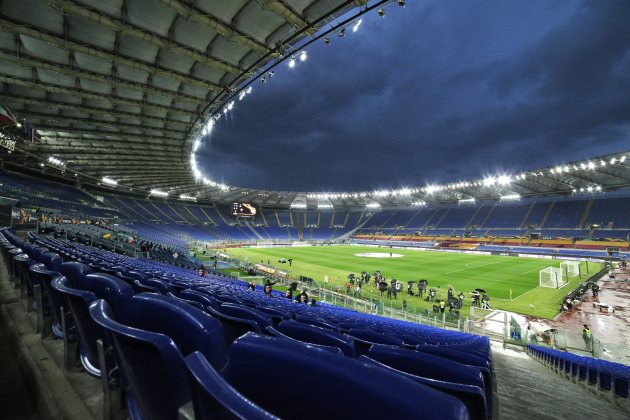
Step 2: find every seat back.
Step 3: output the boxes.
[184,352,277,420]
[347,328,405,356]
[204,305,261,347]
[223,333,470,420]
[59,262,93,288]
[368,344,489,417]
[135,277,174,295]
[219,303,272,331]
[178,290,219,309]
[360,356,487,420]
[89,299,189,420]
[276,320,357,357]
[52,276,100,375]
[114,294,229,371]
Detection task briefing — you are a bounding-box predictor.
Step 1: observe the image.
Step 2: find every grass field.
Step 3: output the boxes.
[208,245,602,319]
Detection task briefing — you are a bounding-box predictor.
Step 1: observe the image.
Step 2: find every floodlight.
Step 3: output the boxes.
[102,176,118,186]
[621,156,627,162]
[352,18,362,32]
[482,177,496,187]
[268,71,275,78]
[300,51,307,61]
[150,189,169,197]
[179,194,196,201]
[288,58,296,68]
[246,86,253,94]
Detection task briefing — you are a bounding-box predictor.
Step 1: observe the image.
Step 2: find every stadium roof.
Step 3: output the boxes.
[0,2,629,209]
[0,0,367,189]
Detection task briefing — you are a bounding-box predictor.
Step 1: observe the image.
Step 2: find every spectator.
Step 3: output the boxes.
[300,290,309,303]
[582,325,592,350]
[247,281,256,291]
[197,267,205,277]
[264,279,277,297]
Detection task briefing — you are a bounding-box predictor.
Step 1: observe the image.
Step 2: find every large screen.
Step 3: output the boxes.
[232,203,256,218]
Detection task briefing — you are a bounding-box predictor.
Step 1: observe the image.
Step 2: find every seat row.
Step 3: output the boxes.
[1,228,493,419]
[527,345,629,412]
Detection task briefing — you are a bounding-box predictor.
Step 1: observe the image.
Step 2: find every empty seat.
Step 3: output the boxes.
[367,344,489,419]
[52,270,133,377]
[347,328,405,356]
[89,294,228,420]
[275,320,357,357]
[184,351,276,419]
[221,333,470,419]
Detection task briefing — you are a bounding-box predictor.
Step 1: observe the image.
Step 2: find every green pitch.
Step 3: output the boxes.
[211,245,602,319]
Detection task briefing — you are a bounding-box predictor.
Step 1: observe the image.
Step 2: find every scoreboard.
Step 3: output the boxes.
[232,203,256,218]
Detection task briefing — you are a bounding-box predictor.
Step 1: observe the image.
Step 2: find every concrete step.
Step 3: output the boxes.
[493,343,628,419]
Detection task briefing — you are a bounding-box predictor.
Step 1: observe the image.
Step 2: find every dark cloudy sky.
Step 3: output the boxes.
[197,0,630,192]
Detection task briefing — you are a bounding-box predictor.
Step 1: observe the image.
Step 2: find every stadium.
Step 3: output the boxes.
[0,0,629,419]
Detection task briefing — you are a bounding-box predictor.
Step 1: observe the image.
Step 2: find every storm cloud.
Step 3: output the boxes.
[196,0,630,191]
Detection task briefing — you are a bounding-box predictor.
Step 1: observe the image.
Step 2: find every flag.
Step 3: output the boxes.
[0,105,13,123]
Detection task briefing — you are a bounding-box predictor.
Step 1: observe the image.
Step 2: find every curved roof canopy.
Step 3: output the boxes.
[0,0,364,189]
[0,1,629,209]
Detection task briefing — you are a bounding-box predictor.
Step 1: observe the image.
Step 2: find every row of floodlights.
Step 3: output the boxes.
[148,189,199,201]
[550,156,626,174]
[573,185,602,194]
[188,0,407,189]
[47,156,65,168]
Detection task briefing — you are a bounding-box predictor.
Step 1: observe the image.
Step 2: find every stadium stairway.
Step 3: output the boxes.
[0,257,99,419]
[492,343,628,419]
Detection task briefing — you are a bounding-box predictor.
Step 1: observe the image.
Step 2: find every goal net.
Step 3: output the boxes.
[539,267,566,289]
[560,261,580,278]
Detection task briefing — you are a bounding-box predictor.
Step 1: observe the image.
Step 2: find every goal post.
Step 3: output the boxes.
[560,261,581,279]
[539,266,566,289]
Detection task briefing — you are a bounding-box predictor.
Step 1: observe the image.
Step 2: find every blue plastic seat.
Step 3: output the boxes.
[367,344,489,419]
[89,294,228,420]
[134,277,174,295]
[179,289,219,309]
[52,270,133,377]
[184,351,277,420]
[218,303,273,331]
[221,333,470,419]
[416,344,493,391]
[204,305,262,347]
[361,356,487,420]
[275,320,357,357]
[295,315,340,332]
[347,328,405,356]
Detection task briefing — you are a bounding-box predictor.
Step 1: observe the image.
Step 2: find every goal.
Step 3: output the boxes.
[539,267,567,289]
[560,261,581,278]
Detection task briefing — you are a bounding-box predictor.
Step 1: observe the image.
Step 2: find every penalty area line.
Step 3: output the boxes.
[444,260,504,275]
[510,286,539,301]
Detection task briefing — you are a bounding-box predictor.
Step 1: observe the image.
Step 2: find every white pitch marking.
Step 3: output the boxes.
[445,260,504,275]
